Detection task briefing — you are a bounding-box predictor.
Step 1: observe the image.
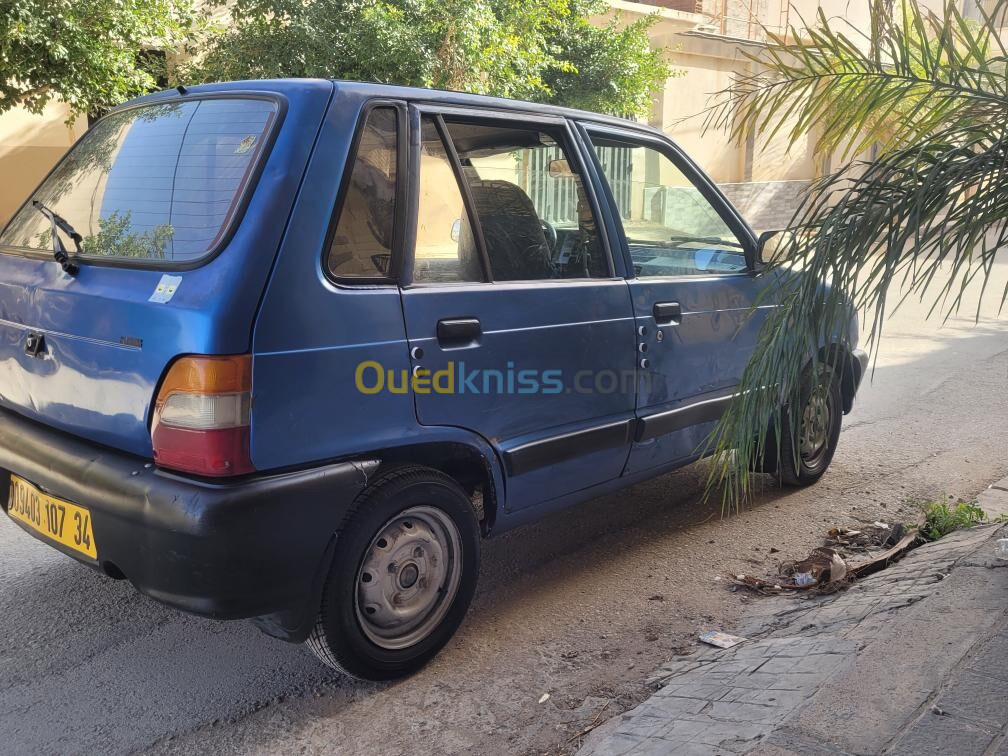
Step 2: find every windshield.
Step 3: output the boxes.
[0,97,277,264]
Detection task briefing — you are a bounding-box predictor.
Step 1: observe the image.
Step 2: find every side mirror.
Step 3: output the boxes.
[548,158,575,179]
[755,229,787,266]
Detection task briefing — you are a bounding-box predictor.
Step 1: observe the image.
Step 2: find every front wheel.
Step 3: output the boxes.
[776,367,843,486]
[307,466,480,680]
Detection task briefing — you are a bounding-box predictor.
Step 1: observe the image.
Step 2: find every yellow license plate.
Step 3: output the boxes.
[7,475,97,559]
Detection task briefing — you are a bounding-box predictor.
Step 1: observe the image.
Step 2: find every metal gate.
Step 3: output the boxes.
[527,146,633,224]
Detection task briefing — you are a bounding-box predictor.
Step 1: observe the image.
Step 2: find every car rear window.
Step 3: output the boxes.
[0,97,278,264]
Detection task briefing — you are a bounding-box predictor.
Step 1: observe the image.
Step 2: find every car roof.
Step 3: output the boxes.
[118,78,662,137]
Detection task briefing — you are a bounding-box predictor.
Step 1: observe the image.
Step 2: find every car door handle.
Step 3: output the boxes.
[653,302,682,325]
[437,318,482,347]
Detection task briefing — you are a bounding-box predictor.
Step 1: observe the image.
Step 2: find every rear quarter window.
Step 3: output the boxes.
[0,97,278,264]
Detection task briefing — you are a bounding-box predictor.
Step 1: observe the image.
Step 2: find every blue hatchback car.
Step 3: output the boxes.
[0,79,867,679]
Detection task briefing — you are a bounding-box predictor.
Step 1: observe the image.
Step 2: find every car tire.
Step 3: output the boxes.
[776,366,843,487]
[306,465,480,681]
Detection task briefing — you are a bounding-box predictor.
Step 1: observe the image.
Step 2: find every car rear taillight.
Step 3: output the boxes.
[151,355,255,477]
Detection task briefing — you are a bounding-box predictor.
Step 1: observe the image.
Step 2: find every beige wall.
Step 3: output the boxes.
[0,0,933,229]
[608,2,819,184]
[0,102,82,227]
[767,0,953,43]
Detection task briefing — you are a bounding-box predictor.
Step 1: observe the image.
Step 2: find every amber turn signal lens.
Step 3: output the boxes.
[157,354,251,397]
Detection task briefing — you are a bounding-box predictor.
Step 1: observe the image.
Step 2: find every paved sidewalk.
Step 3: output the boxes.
[579,478,1008,756]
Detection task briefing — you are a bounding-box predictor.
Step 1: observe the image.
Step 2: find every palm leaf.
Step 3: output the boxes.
[701,0,1008,511]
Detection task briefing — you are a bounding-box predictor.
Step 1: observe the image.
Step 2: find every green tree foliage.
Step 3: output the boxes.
[701,0,1008,508]
[186,0,671,116]
[37,211,174,259]
[0,0,197,118]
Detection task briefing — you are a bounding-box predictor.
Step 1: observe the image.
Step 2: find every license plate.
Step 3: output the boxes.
[7,475,97,559]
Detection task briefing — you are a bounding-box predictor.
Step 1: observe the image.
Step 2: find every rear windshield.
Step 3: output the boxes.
[0,97,277,264]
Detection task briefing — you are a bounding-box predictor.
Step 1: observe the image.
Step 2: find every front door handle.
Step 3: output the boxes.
[653,301,682,325]
[437,317,482,347]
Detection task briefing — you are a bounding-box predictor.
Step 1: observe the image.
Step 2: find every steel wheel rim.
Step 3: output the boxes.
[799,385,831,466]
[355,505,463,650]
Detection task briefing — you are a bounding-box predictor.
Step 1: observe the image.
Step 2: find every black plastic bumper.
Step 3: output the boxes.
[0,406,376,636]
[853,348,869,383]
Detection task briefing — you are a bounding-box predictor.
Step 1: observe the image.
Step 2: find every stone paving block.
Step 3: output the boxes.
[788,654,840,676]
[658,718,713,739]
[624,737,694,756]
[691,720,770,745]
[654,682,730,702]
[630,695,710,720]
[935,669,1008,728]
[764,639,819,656]
[732,688,809,709]
[728,671,786,690]
[967,630,1008,681]
[613,714,676,740]
[586,732,644,756]
[753,656,799,674]
[644,740,723,756]
[711,658,772,675]
[707,701,787,725]
[888,714,995,756]
[768,675,818,691]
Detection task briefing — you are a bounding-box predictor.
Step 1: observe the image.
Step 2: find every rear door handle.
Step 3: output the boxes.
[653,302,682,325]
[436,317,482,347]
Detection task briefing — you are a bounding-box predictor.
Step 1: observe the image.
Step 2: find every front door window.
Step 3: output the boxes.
[591,137,747,277]
[412,117,611,283]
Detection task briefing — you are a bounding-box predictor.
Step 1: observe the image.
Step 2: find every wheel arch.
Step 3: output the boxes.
[373,441,501,535]
[816,342,862,414]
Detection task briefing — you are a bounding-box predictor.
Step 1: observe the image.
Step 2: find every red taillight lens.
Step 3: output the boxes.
[151,355,255,477]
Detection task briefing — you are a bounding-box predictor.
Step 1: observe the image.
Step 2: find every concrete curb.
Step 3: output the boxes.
[578,488,1008,756]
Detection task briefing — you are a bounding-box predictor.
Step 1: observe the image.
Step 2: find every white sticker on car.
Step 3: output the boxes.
[149,274,182,303]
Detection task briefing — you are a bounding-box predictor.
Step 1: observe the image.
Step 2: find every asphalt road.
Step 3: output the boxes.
[2,253,1007,755]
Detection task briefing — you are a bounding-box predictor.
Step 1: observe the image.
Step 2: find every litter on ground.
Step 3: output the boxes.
[728,525,920,594]
[698,630,747,649]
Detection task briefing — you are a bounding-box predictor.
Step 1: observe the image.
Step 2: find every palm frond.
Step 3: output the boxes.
[702,0,1008,511]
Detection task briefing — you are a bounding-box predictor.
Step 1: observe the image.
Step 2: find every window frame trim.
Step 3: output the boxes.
[0,91,287,272]
[402,102,619,288]
[323,99,409,286]
[433,113,495,283]
[578,122,760,280]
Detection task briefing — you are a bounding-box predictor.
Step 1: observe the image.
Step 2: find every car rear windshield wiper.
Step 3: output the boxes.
[32,200,81,276]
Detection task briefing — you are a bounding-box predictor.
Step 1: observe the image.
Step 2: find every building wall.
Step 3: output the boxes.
[0,0,938,229]
[0,102,83,227]
[606,0,822,236]
[720,179,811,232]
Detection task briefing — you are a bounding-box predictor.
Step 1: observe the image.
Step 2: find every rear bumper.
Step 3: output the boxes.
[0,406,375,633]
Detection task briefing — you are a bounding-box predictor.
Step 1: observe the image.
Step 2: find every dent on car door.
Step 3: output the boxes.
[583,126,777,474]
[398,109,637,511]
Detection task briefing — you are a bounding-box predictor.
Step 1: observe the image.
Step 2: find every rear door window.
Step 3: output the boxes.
[0,97,278,264]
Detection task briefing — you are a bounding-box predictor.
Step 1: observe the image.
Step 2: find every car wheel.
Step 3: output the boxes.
[777,366,843,487]
[307,465,480,680]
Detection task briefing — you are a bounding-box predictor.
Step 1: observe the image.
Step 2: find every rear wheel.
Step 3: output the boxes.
[777,367,843,486]
[307,466,480,680]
